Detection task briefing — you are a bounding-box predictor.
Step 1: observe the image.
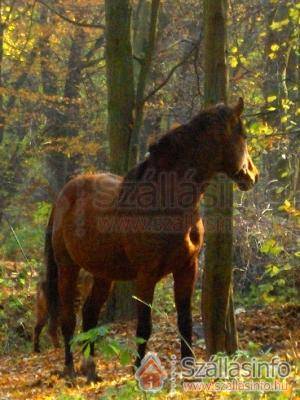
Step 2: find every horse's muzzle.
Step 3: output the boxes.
[234,166,259,191]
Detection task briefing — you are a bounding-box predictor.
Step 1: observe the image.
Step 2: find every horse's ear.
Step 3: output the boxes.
[234,97,244,116]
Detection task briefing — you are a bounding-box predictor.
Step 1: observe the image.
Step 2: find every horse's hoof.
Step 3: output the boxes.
[80,356,101,383]
[62,365,76,380]
[87,373,102,384]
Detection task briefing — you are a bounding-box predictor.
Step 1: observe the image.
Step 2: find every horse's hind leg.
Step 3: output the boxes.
[48,316,60,348]
[134,275,157,368]
[173,259,197,360]
[81,277,112,382]
[58,263,80,378]
[33,282,48,352]
[33,315,47,352]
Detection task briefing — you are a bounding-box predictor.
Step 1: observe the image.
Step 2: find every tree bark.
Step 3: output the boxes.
[201,0,238,357]
[129,0,160,167]
[0,4,38,226]
[104,0,160,320]
[104,0,136,320]
[40,5,86,196]
[105,0,135,175]
[0,21,4,143]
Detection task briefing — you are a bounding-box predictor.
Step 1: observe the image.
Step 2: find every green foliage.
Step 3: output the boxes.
[0,260,40,354]
[153,279,176,314]
[71,326,136,366]
[260,239,283,257]
[0,201,51,260]
[242,236,297,306]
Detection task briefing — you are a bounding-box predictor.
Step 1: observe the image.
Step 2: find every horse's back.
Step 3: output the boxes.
[51,173,134,277]
[56,172,122,208]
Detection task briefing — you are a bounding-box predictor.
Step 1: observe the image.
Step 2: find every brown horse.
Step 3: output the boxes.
[45,98,258,381]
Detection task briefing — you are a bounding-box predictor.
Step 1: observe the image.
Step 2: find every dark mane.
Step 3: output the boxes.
[123,105,230,183]
[123,159,149,182]
[148,106,230,164]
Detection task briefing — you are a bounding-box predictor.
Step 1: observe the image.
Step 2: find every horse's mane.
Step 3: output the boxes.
[121,126,185,187]
[118,106,231,206]
[123,105,230,184]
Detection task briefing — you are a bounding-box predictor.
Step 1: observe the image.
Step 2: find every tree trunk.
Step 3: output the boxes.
[129,0,160,167]
[0,14,5,224]
[105,0,135,175]
[0,21,4,143]
[104,0,160,320]
[201,0,238,357]
[0,5,38,226]
[40,4,86,196]
[104,0,136,320]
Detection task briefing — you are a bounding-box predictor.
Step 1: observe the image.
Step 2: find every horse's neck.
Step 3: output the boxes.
[121,130,218,213]
[134,164,212,214]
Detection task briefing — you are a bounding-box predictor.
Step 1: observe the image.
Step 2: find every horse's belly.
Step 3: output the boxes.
[64,229,137,280]
[122,228,202,277]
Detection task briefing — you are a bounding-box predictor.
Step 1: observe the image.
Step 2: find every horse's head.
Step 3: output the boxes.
[212,98,259,191]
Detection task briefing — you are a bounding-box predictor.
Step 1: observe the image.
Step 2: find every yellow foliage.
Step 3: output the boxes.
[279,200,300,217]
[282,98,292,110]
[267,95,277,103]
[270,18,290,30]
[268,52,277,60]
[270,43,280,52]
[229,56,238,68]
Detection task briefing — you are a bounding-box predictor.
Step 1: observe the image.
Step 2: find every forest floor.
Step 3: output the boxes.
[0,261,299,399]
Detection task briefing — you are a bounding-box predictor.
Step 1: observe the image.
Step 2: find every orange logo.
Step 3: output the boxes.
[135,352,168,392]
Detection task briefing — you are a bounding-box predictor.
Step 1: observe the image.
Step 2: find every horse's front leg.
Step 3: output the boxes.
[134,274,157,368]
[58,264,79,378]
[173,259,197,360]
[81,277,112,383]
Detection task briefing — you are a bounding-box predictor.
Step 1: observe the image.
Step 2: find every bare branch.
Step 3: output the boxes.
[80,35,105,69]
[37,0,105,29]
[142,36,202,104]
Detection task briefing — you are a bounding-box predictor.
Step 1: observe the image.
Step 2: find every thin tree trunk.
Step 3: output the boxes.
[104,0,136,320]
[104,0,160,320]
[105,0,135,175]
[201,0,238,357]
[0,8,5,224]
[0,6,38,226]
[129,0,160,167]
[0,21,4,143]
[40,3,86,196]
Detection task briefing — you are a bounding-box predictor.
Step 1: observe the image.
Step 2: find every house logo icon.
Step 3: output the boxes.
[135,352,168,392]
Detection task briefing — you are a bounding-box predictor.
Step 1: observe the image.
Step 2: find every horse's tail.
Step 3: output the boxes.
[45,208,59,323]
